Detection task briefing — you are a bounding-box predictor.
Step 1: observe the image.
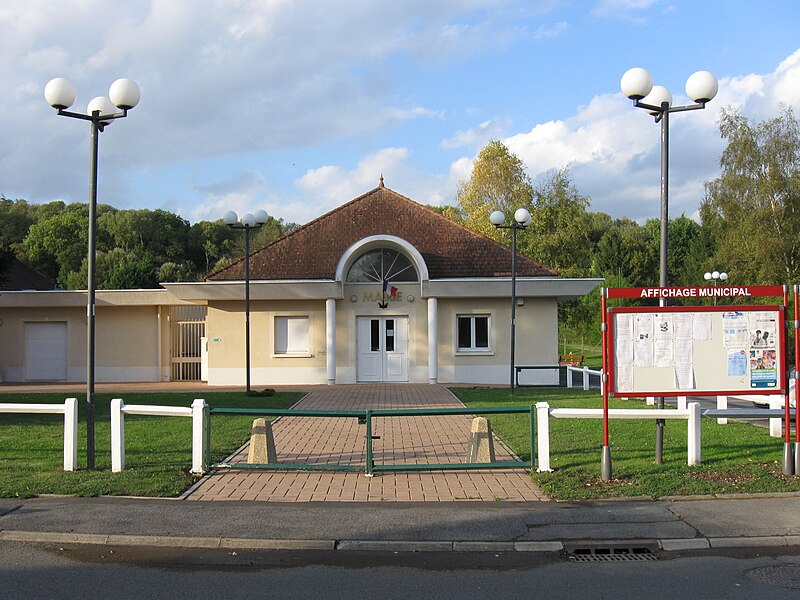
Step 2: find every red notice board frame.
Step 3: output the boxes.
[602,285,788,399]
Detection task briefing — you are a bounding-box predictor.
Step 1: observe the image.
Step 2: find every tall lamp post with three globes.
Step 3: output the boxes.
[490,208,532,395]
[620,67,719,467]
[223,210,269,394]
[45,77,141,471]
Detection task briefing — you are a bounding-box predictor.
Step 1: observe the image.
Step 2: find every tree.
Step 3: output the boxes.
[700,107,800,284]
[456,140,534,241]
[0,198,36,254]
[23,209,88,284]
[65,248,159,290]
[521,168,593,277]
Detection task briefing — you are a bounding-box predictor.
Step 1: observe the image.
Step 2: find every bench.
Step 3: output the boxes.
[558,352,585,366]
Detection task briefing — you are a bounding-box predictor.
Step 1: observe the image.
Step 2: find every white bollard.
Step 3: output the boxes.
[768,398,783,438]
[536,402,552,472]
[566,367,573,389]
[63,397,78,472]
[677,396,688,411]
[583,366,590,391]
[111,398,125,472]
[191,399,207,475]
[687,402,701,466]
[646,396,655,406]
[716,395,728,425]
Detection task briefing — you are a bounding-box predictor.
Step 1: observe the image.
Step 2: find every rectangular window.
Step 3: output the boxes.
[386,319,395,352]
[370,319,380,351]
[457,315,490,351]
[274,316,310,355]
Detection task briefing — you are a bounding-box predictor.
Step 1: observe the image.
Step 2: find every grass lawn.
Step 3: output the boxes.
[0,391,304,498]
[451,387,800,500]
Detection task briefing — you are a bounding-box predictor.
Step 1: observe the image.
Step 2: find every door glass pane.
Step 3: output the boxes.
[457,317,471,349]
[475,317,489,348]
[370,319,380,351]
[386,319,395,352]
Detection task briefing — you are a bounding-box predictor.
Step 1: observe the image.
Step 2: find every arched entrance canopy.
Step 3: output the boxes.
[335,235,429,283]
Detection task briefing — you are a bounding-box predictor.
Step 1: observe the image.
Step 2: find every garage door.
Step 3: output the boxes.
[25,322,68,381]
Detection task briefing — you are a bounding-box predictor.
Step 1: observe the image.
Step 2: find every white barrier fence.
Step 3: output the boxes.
[565,365,602,392]
[110,398,206,474]
[0,398,78,471]
[535,402,703,472]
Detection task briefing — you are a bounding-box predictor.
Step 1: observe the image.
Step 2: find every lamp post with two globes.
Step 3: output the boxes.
[45,77,141,470]
[620,67,718,467]
[222,210,269,394]
[490,208,532,395]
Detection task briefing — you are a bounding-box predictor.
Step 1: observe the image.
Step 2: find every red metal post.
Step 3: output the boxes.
[784,287,791,446]
[601,290,609,447]
[792,286,799,435]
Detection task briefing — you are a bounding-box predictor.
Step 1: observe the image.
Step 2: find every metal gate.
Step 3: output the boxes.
[170,306,207,381]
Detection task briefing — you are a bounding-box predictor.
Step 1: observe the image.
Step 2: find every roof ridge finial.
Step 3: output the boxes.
[379,174,385,188]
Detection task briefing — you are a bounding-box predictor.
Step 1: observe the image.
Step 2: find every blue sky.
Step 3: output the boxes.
[3,0,800,227]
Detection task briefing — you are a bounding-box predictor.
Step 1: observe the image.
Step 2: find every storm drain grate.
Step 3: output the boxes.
[565,541,659,562]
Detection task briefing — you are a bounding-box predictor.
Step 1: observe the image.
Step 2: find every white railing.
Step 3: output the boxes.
[535,402,701,472]
[565,365,602,391]
[0,398,77,471]
[110,398,206,474]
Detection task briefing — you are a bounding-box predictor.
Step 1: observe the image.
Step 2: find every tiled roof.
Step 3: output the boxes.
[207,186,558,281]
[0,257,57,291]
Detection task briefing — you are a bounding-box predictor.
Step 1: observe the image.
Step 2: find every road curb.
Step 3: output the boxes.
[2,530,798,553]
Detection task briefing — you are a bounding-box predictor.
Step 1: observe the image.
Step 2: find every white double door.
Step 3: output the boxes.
[356,316,408,382]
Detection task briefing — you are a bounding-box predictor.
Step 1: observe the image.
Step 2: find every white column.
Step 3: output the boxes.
[583,366,590,391]
[646,396,655,406]
[111,398,125,472]
[536,402,552,472]
[191,399,207,474]
[716,395,728,425]
[63,397,77,472]
[677,396,688,411]
[326,299,336,385]
[427,297,438,384]
[687,401,701,466]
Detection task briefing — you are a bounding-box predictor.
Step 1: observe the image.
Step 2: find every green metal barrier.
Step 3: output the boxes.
[206,405,536,474]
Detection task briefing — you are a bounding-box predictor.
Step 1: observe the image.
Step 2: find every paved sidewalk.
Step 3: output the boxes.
[186,384,545,502]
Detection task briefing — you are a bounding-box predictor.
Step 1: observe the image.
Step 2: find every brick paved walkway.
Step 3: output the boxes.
[186,385,546,502]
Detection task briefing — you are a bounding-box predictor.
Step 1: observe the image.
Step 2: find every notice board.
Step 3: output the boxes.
[607,305,785,397]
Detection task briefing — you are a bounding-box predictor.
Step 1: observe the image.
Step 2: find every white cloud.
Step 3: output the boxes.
[189,171,269,223]
[292,146,465,221]
[591,0,660,21]
[441,117,510,149]
[533,21,568,40]
[1,0,525,206]
[448,48,800,222]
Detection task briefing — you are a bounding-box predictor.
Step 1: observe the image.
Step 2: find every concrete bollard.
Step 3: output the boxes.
[465,416,495,463]
[247,418,277,464]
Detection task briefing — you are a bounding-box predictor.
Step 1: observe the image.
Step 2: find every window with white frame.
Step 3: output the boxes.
[274,316,310,355]
[457,315,490,351]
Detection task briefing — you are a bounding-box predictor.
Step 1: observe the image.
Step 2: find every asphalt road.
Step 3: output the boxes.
[3,541,800,599]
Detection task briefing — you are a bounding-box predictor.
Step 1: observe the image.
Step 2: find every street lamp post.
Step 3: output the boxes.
[490,208,532,395]
[45,77,141,471]
[222,210,269,394]
[704,270,729,305]
[621,67,718,464]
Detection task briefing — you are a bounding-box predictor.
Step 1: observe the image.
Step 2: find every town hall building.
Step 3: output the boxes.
[0,182,600,386]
